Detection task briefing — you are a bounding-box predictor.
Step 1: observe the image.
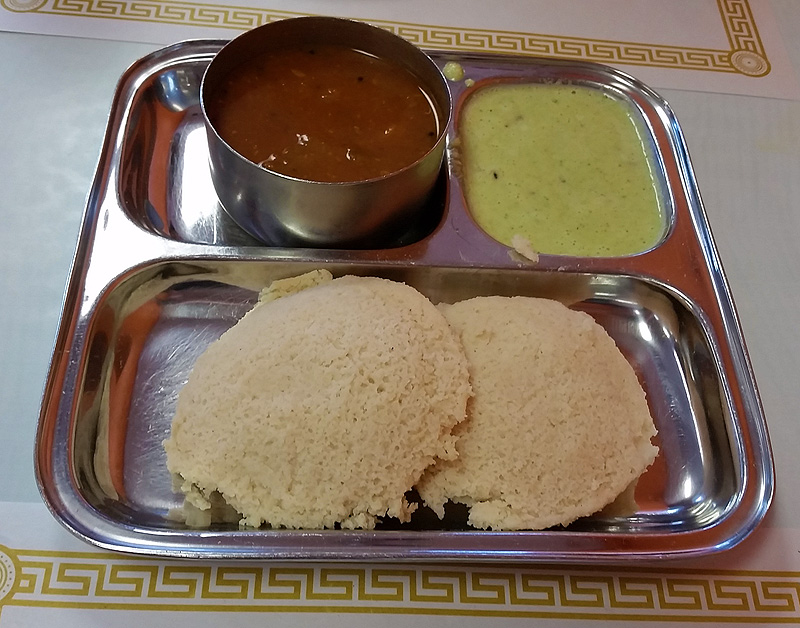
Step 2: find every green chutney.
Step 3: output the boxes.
[459,83,665,257]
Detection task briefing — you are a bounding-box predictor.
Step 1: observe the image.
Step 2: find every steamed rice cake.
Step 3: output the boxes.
[417,296,658,530]
[164,272,472,529]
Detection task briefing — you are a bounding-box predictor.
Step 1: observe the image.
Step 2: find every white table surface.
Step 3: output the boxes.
[2,2,800,624]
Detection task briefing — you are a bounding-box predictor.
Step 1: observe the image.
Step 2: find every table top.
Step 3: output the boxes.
[1,1,800,625]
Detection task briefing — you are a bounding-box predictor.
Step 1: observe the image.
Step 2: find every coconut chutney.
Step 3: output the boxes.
[459,83,665,257]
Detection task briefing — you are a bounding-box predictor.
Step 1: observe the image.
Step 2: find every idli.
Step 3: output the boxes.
[417,296,658,530]
[164,272,472,529]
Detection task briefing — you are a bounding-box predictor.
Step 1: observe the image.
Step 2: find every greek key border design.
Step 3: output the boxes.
[1,545,800,621]
[0,0,771,77]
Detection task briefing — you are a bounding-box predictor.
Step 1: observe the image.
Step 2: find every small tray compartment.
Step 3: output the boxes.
[116,45,675,256]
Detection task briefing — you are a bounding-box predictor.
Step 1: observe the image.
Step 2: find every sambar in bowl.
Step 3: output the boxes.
[201,16,451,248]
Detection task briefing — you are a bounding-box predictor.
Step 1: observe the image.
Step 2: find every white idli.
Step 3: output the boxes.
[164,273,472,529]
[417,296,658,530]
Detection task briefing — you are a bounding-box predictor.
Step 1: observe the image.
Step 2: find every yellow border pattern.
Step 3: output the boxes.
[0,0,771,76]
[2,545,800,621]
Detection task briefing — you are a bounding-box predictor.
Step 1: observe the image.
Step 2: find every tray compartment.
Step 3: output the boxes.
[73,260,737,542]
[452,74,671,257]
[115,46,676,259]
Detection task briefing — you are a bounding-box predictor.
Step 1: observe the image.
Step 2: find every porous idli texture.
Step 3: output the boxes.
[417,296,658,530]
[164,274,471,529]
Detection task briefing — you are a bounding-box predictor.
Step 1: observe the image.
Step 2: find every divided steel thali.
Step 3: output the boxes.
[34,40,772,561]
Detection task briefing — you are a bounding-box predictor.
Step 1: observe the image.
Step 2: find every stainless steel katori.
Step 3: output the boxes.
[201,17,452,248]
[33,39,773,561]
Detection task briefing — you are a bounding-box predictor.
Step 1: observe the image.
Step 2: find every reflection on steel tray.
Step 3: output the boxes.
[34,40,773,561]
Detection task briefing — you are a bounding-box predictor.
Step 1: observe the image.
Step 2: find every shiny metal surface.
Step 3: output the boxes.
[202,17,451,247]
[34,40,773,561]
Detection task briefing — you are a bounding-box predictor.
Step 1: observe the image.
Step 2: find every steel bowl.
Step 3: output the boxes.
[201,16,452,248]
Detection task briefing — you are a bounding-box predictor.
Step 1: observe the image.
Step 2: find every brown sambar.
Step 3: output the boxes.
[207,43,439,183]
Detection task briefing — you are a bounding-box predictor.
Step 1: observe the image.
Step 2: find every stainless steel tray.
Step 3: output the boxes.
[35,40,773,561]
